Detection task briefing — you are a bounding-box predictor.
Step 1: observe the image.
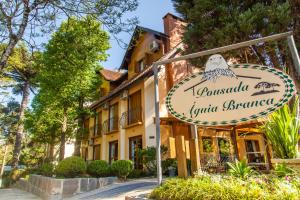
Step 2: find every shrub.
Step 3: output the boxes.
[227,159,255,179]
[150,175,300,200]
[111,160,133,181]
[139,146,168,175]
[162,158,177,175]
[38,163,54,177]
[55,156,86,178]
[128,169,147,179]
[9,168,27,184]
[274,163,296,177]
[260,97,300,159]
[87,160,110,177]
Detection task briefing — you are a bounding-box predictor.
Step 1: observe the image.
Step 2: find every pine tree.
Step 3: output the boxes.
[172,0,293,67]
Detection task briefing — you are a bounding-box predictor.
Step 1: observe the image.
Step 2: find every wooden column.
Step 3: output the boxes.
[190,139,201,174]
[231,126,239,160]
[175,135,188,178]
[189,125,201,174]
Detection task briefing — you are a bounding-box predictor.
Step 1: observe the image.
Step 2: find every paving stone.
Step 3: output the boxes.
[0,188,41,200]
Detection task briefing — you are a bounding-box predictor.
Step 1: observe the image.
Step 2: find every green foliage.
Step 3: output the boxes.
[33,16,111,161]
[37,163,54,177]
[150,175,300,200]
[38,16,110,107]
[87,160,110,177]
[128,169,147,179]
[260,97,300,159]
[111,160,133,181]
[19,143,46,167]
[274,163,296,177]
[227,159,255,179]
[55,156,86,178]
[138,146,168,174]
[172,0,292,67]
[162,158,177,175]
[9,168,27,183]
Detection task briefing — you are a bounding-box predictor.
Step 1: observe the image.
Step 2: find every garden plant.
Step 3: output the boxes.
[55,156,86,178]
[111,160,133,181]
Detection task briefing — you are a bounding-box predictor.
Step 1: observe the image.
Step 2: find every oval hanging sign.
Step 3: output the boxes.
[166,54,296,126]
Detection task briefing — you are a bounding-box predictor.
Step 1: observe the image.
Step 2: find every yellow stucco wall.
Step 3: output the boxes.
[128,32,163,79]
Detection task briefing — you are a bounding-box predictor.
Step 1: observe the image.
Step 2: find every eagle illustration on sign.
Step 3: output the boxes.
[202,54,236,81]
[166,54,296,126]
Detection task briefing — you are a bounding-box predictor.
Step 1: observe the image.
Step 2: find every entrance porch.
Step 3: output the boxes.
[161,117,271,177]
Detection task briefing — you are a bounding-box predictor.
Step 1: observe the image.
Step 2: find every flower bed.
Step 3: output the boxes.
[150,174,300,200]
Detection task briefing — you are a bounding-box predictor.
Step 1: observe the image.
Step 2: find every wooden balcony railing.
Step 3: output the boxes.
[120,107,143,128]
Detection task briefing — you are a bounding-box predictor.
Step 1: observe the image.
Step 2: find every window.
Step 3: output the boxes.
[94,114,98,136]
[82,147,88,161]
[217,138,230,158]
[109,103,118,132]
[129,136,143,169]
[99,88,106,97]
[97,112,102,135]
[135,59,144,73]
[202,137,213,153]
[93,145,101,160]
[83,119,89,138]
[245,140,263,163]
[109,141,118,164]
[128,90,142,124]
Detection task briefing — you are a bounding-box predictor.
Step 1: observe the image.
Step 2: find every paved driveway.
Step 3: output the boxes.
[68,178,157,200]
[0,188,41,200]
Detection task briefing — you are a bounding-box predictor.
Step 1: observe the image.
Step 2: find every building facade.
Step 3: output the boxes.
[81,13,275,176]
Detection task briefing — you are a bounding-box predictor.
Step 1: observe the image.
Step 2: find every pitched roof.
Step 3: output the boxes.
[89,42,184,110]
[99,69,126,81]
[163,13,185,22]
[119,26,169,70]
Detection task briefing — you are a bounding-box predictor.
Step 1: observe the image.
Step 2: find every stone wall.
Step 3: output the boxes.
[15,175,117,200]
[271,158,300,171]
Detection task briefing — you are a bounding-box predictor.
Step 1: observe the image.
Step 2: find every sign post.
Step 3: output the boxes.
[153,63,162,185]
[152,31,299,186]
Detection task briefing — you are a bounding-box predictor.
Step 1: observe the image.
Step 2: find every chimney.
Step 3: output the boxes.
[163,13,186,52]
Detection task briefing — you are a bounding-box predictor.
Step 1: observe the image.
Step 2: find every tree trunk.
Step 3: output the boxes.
[59,107,67,161]
[74,98,84,156]
[48,130,55,162]
[0,144,8,177]
[0,5,30,70]
[11,80,30,169]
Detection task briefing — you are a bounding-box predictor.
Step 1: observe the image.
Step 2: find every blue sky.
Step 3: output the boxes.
[2,0,177,104]
[104,0,177,70]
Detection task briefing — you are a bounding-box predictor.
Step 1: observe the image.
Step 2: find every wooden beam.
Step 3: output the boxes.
[175,135,188,178]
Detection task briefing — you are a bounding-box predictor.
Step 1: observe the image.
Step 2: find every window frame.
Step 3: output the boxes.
[109,140,118,164]
[108,103,119,132]
[128,90,142,125]
[93,144,101,160]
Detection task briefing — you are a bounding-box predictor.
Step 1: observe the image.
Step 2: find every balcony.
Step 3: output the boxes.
[120,107,143,128]
[89,125,102,137]
[102,117,119,134]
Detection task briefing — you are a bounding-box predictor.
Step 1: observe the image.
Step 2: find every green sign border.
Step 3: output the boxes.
[166,64,296,126]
